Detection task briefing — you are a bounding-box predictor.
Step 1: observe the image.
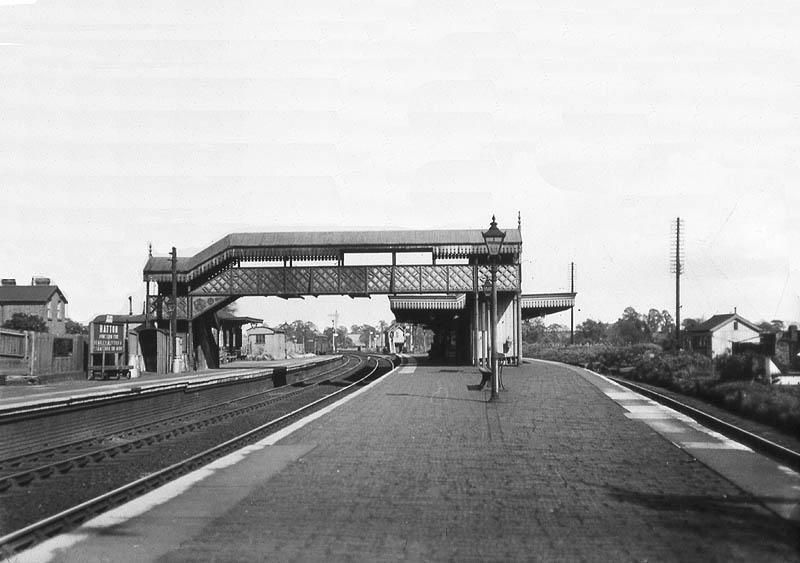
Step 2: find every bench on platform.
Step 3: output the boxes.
[472,358,506,391]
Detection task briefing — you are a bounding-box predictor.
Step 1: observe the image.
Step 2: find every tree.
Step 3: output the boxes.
[322,325,351,350]
[576,318,608,343]
[277,320,320,348]
[645,309,664,335]
[522,318,546,344]
[682,318,702,332]
[757,321,772,332]
[610,307,649,344]
[2,313,48,332]
[64,318,89,335]
[338,326,352,348]
[660,310,676,334]
[545,323,569,346]
[350,323,378,347]
[758,319,786,333]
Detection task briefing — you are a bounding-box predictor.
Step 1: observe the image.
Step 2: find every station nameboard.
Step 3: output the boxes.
[93,323,124,353]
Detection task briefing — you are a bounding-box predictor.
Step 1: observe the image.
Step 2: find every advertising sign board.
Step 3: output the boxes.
[92,322,124,353]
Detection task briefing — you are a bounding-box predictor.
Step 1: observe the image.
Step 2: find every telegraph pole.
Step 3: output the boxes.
[569,262,575,345]
[170,246,178,372]
[670,219,684,349]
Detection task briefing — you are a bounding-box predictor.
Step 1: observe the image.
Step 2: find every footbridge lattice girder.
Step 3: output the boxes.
[147,264,521,320]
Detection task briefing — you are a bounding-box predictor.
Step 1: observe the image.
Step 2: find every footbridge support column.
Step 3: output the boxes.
[192,314,219,370]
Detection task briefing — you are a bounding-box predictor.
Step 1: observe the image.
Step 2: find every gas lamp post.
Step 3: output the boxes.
[482,215,506,401]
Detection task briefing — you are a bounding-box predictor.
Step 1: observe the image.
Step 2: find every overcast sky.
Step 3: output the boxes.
[1,1,798,330]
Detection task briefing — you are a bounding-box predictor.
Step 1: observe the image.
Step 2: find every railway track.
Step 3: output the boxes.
[607,375,800,472]
[0,355,359,489]
[0,355,352,460]
[0,354,398,557]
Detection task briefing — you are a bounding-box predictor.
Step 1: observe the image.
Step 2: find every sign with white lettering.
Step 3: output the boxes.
[92,323,124,353]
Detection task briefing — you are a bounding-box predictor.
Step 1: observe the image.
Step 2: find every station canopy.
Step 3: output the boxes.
[520,293,576,319]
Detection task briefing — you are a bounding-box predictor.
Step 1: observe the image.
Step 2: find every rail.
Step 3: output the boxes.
[0,354,398,556]
[607,376,800,472]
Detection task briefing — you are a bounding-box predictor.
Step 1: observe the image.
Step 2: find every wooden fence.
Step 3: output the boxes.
[0,330,87,379]
[0,329,26,358]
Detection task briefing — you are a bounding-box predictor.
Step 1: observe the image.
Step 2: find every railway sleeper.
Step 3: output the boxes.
[35,466,55,480]
[12,473,35,487]
[75,456,91,467]
[55,460,74,473]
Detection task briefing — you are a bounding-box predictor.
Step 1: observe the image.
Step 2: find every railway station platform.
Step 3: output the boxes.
[10,358,800,562]
[0,356,335,410]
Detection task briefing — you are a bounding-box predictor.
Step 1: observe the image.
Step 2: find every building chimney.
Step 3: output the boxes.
[1,279,16,286]
[31,277,51,286]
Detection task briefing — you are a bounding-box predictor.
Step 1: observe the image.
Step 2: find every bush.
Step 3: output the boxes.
[2,313,48,332]
[523,343,663,373]
[703,382,800,437]
[594,343,662,369]
[714,353,760,382]
[522,344,606,367]
[632,352,712,387]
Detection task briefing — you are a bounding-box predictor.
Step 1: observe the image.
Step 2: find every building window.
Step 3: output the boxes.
[47,300,53,321]
[255,334,265,344]
[57,302,64,322]
[733,321,738,330]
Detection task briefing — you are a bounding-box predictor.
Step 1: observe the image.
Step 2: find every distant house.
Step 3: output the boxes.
[345,333,363,349]
[0,278,68,335]
[245,325,305,360]
[687,313,762,358]
[246,326,285,360]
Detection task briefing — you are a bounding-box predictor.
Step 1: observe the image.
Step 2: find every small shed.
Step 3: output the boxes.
[246,326,286,360]
[132,325,170,374]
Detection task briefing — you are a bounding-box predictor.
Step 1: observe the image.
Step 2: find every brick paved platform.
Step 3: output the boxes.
[13,359,800,562]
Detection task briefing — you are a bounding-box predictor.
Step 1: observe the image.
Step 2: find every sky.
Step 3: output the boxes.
[1,1,798,331]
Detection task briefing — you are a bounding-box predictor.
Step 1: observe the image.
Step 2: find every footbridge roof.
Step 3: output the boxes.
[144,229,522,283]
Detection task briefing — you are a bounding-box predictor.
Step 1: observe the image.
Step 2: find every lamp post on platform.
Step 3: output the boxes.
[482,215,506,401]
[482,276,492,370]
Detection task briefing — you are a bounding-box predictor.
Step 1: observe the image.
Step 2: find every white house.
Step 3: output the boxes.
[688,313,762,357]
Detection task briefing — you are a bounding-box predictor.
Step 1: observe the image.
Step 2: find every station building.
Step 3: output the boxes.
[141,222,576,370]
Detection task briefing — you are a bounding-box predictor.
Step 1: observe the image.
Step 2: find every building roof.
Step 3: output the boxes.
[144,228,523,282]
[215,310,263,325]
[246,325,283,335]
[691,313,762,334]
[90,314,146,325]
[0,285,67,305]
